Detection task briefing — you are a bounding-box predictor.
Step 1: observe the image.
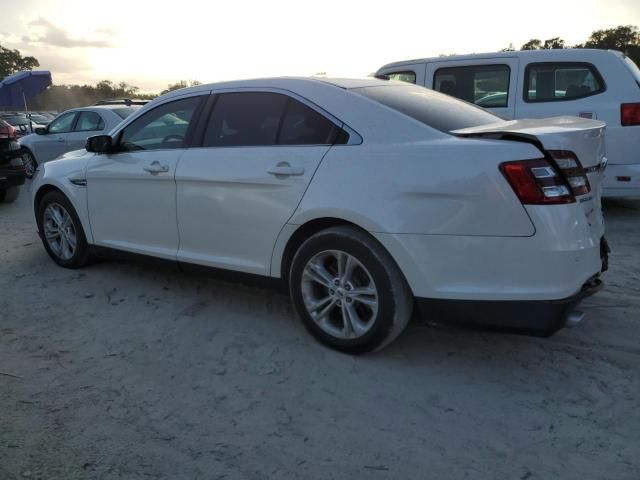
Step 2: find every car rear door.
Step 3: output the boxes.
[86,94,206,259]
[66,110,106,151]
[175,90,340,275]
[425,57,519,119]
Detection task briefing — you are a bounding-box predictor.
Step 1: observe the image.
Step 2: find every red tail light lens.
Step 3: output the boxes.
[500,159,574,205]
[547,150,591,196]
[621,103,640,126]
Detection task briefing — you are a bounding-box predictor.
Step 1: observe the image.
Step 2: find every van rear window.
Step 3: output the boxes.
[352,84,503,132]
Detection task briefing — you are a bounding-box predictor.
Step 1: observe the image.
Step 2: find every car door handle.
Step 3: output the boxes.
[267,163,305,176]
[143,161,170,174]
[56,137,65,142]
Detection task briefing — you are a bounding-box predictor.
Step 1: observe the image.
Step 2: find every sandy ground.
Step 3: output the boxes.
[1,184,639,480]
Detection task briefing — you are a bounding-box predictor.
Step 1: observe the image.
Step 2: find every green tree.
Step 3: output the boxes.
[161,79,202,95]
[521,39,542,50]
[0,44,40,79]
[543,37,565,49]
[579,25,640,64]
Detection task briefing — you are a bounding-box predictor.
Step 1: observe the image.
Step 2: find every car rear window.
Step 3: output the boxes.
[113,107,138,119]
[353,84,503,132]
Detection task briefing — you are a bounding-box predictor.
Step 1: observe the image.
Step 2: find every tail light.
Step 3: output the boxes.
[500,159,574,205]
[0,126,17,140]
[621,103,640,126]
[547,150,591,196]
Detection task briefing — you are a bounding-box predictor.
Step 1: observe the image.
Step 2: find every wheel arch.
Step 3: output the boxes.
[33,182,94,244]
[275,217,412,295]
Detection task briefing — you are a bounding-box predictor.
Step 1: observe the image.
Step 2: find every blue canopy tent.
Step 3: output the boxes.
[0,70,52,111]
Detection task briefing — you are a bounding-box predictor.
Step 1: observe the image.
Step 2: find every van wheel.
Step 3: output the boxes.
[0,186,19,203]
[36,191,90,268]
[289,226,413,354]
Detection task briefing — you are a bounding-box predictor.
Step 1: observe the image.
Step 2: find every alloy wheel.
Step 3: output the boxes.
[43,203,77,261]
[300,250,379,339]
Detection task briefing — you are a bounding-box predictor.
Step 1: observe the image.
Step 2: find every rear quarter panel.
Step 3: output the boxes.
[289,137,542,236]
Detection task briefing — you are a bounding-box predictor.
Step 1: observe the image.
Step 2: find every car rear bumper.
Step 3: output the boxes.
[415,276,603,336]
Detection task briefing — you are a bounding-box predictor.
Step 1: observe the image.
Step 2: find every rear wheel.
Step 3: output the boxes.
[0,186,19,203]
[289,226,413,354]
[36,191,90,268]
[22,149,37,179]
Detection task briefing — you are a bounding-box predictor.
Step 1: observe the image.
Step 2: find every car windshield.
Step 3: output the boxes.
[113,107,139,119]
[29,114,49,123]
[352,84,504,133]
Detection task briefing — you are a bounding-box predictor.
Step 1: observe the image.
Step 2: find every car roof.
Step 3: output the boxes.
[377,48,624,71]
[156,76,394,102]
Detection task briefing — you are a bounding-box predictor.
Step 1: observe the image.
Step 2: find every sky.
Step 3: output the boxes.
[0,0,639,93]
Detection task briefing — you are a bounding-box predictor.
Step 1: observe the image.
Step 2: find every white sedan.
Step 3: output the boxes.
[30,77,608,353]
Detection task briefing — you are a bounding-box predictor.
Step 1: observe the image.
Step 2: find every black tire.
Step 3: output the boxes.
[289,226,413,354]
[36,190,90,268]
[0,186,19,203]
[22,148,37,179]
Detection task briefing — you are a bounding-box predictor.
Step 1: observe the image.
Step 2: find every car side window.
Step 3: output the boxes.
[524,62,604,102]
[118,96,202,151]
[74,111,105,132]
[278,98,338,145]
[203,92,287,147]
[434,64,510,108]
[386,71,417,84]
[48,112,76,134]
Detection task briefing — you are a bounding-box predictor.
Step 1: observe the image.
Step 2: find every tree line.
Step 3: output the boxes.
[2,24,639,112]
[502,25,640,65]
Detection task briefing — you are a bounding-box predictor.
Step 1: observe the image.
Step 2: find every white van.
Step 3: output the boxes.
[376,49,640,198]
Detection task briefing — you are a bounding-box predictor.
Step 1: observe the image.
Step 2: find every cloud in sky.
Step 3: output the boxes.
[23,17,113,48]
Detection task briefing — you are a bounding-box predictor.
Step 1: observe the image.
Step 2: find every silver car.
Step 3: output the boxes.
[19,102,144,177]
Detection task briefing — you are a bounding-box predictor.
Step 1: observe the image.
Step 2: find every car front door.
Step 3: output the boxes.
[66,110,106,151]
[35,111,77,162]
[175,91,341,275]
[425,58,519,119]
[86,94,206,259]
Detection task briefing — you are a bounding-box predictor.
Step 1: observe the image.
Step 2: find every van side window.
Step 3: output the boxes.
[433,65,510,108]
[385,71,417,84]
[524,62,605,102]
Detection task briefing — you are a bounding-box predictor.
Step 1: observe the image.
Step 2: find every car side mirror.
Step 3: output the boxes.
[86,134,113,153]
[35,127,47,135]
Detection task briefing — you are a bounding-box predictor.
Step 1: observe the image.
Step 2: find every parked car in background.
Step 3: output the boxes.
[31,77,607,352]
[0,119,25,203]
[27,113,53,127]
[0,113,45,138]
[376,49,640,198]
[19,101,143,177]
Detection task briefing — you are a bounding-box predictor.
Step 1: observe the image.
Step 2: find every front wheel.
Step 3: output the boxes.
[289,226,413,354]
[22,149,37,179]
[36,191,90,268]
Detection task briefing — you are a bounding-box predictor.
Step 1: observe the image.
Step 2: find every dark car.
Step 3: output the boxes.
[0,119,25,203]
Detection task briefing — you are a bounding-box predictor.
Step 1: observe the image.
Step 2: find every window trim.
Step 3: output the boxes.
[523,61,607,103]
[48,111,78,134]
[191,87,362,149]
[432,63,512,108]
[382,70,417,84]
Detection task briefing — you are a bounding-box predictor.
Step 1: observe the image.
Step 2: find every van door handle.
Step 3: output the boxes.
[143,161,170,174]
[267,162,305,177]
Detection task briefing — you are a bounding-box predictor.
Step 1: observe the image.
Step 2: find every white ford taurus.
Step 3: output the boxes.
[31,77,608,353]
